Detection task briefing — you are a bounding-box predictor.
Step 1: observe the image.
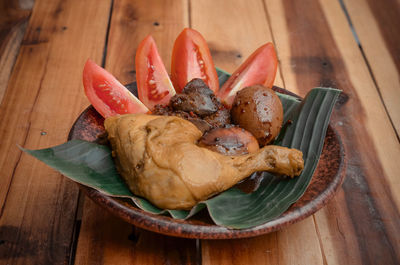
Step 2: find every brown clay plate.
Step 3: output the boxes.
[68,86,346,239]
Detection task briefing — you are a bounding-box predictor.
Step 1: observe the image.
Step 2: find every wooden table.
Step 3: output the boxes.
[1,0,399,264]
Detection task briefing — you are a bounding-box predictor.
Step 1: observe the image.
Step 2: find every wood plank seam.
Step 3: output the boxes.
[73,1,200,264]
[310,0,399,262]
[67,1,115,264]
[263,1,329,263]
[335,215,345,239]
[338,0,361,45]
[101,0,114,68]
[338,0,400,142]
[0,120,31,218]
[261,0,400,263]
[357,45,400,142]
[312,215,328,265]
[192,1,293,263]
[68,209,82,265]
[68,190,86,265]
[188,0,192,28]
[0,0,113,262]
[343,0,400,138]
[262,0,287,90]
[0,48,50,217]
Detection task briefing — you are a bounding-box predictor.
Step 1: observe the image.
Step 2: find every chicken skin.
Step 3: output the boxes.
[105,114,304,210]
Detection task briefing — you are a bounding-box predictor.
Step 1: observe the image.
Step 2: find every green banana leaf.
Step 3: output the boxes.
[21,69,340,229]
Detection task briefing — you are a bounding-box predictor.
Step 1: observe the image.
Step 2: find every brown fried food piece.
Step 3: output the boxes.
[153,78,231,132]
[170,78,220,116]
[105,114,304,210]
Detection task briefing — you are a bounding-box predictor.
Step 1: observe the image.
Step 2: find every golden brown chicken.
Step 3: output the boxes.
[105,114,304,210]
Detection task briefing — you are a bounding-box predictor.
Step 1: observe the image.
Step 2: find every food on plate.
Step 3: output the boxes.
[83,59,149,118]
[81,30,305,212]
[153,78,230,133]
[135,35,176,110]
[105,114,304,209]
[171,28,219,94]
[170,78,219,116]
[231,85,283,146]
[199,126,259,155]
[202,108,231,130]
[217,43,278,107]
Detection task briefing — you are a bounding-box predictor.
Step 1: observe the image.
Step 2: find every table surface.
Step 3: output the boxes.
[1,0,399,264]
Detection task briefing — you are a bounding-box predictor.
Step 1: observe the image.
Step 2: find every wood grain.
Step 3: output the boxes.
[343,0,400,137]
[266,0,400,264]
[320,1,400,262]
[190,0,284,88]
[75,199,196,265]
[0,0,397,264]
[202,218,324,265]
[190,0,323,263]
[0,0,31,103]
[105,0,189,83]
[312,191,364,264]
[73,0,197,264]
[0,0,111,263]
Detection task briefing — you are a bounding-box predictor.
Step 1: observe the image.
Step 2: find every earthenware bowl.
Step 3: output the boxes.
[68,85,346,239]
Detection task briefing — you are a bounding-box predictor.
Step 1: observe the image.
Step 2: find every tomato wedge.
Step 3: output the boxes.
[83,59,149,118]
[171,28,219,94]
[217,43,278,107]
[135,35,176,110]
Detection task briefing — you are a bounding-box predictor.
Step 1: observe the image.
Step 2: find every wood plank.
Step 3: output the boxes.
[190,0,284,88]
[73,1,197,264]
[190,1,323,264]
[343,0,400,136]
[265,0,400,264]
[202,218,323,265]
[0,0,111,263]
[105,0,189,83]
[74,199,196,265]
[0,0,31,103]
[312,191,364,265]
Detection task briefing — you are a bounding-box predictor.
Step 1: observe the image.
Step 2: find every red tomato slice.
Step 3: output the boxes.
[217,43,278,107]
[135,35,176,110]
[171,28,219,94]
[83,59,149,118]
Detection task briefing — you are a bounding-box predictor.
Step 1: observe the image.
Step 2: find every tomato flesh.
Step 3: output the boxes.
[136,35,176,110]
[217,43,278,107]
[171,28,219,93]
[83,59,149,118]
